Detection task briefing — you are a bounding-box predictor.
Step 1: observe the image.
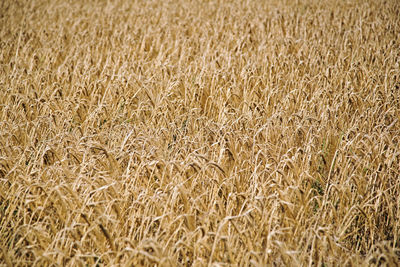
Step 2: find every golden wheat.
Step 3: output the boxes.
[1,0,399,265]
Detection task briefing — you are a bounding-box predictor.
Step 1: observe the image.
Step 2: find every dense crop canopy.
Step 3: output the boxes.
[1,0,399,265]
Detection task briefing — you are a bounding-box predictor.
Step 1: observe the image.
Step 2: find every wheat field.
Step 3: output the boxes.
[1,0,399,266]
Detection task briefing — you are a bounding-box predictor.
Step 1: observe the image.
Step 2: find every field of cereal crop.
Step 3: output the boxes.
[1,0,400,265]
